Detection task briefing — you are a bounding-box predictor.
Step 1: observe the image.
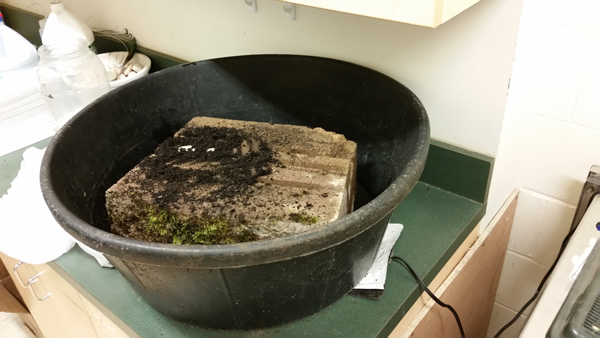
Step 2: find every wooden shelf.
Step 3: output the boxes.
[279,0,482,28]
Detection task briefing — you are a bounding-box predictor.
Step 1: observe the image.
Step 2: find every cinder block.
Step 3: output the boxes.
[106,117,357,245]
[496,251,548,314]
[572,32,600,131]
[536,24,591,122]
[486,302,527,338]
[520,117,600,204]
[508,190,546,257]
[553,0,600,30]
[531,199,576,267]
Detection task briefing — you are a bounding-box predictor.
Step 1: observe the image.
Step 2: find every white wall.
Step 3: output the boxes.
[486,0,600,337]
[5,0,522,157]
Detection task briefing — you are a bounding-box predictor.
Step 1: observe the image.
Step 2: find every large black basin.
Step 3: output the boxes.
[40,55,429,330]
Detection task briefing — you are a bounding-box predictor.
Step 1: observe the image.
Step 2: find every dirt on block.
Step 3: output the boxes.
[106,116,357,245]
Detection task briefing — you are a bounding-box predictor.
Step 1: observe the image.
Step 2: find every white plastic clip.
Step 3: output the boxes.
[245,0,257,13]
[283,3,296,20]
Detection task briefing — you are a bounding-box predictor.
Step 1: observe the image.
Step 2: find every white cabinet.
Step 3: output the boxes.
[279,0,482,28]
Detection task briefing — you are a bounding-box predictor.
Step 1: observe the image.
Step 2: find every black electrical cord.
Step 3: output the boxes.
[391,255,466,338]
[493,223,577,337]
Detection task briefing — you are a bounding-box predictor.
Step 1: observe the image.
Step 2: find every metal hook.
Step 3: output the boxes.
[245,0,257,13]
[283,3,296,20]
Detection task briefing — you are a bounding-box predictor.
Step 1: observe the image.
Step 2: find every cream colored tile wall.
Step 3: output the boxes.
[3,0,523,157]
[496,250,548,315]
[486,0,600,336]
[487,302,528,338]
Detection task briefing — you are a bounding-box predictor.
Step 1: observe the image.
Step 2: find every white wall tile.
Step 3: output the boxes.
[485,0,600,334]
[553,0,600,31]
[521,117,600,204]
[496,251,548,313]
[531,198,576,267]
[478,0,549,228]
[536,24,593,121]
[484,0,600,228]
[508,190,546,256]
[486,302,527,338]
[572,32,600,131]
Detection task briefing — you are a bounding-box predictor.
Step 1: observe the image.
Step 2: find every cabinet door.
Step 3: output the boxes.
[27,263,98,338]
[0,253,66,338]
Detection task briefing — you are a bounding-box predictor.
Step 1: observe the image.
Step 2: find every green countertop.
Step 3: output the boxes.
[1,138,491,338]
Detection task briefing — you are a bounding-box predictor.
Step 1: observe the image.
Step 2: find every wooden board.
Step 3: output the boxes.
[398,189,518,338]
[390,223,480,336]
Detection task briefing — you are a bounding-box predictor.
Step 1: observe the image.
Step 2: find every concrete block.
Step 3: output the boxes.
[486,302,527,338]
[532,199,576,267]
[553,0,600,30]
[537,24,592,122]
[507,190,546,257]
[496,251,548,314]
[521,117,600,204]
[572,32,600,131]
[106,117,357,244]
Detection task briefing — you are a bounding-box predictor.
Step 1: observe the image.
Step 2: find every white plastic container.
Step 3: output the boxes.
[37,38,109,130]
[97,52,151,88]
[41,1,96,53]
[0,10,39,77]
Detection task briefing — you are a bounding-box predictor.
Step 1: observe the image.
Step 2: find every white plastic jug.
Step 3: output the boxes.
[37,38,109,130]
[0,10,39,77]
[41,1,96,53]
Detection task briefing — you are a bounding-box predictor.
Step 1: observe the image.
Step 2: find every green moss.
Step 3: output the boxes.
[144,207,257,245]
[289,213,319,225]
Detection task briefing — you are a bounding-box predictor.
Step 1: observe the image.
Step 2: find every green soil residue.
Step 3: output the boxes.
[143,207,258,245]
[289,213,319,225]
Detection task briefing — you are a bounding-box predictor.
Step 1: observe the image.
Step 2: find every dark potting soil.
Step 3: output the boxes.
[137,125,281,209]
[110,125,285,245]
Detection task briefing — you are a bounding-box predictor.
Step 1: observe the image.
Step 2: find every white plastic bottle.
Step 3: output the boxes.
[0,10,39,77]
[41,1,96,53]
[37,38,110,130]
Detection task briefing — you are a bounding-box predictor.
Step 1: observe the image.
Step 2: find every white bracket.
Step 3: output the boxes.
[283,3,296,20]
[245,0,257,13]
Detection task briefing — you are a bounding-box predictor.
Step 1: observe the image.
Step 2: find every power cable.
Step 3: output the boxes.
[493,224,576,337]
[391,255,466,338]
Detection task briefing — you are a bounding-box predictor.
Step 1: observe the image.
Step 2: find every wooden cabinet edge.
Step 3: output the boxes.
[393,189,519,337]
[389,221,481,336]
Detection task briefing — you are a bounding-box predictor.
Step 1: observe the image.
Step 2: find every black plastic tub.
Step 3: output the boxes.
[40,55,430,330]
